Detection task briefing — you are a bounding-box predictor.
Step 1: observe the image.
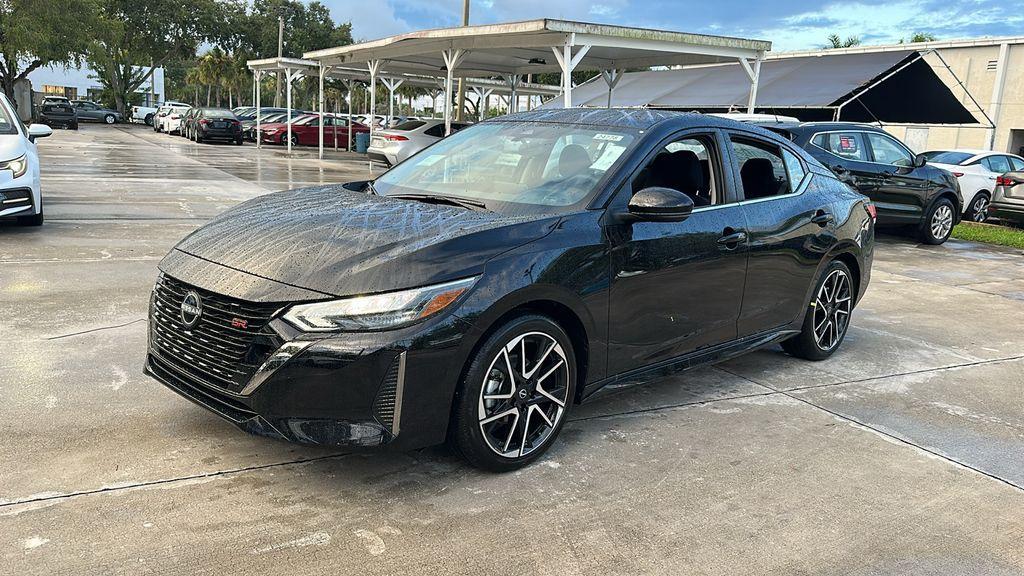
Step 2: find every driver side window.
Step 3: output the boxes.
[631,134,719,207]
[867,133,914,166]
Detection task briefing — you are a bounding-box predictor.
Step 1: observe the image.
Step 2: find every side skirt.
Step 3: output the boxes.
[580,329,799,402]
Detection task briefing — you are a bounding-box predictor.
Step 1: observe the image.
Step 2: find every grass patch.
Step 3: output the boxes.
[951,222,1024,249]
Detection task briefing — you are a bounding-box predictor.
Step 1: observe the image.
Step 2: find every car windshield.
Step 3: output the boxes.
[923,151,973,165]
[0,95,18,135]
[373,121,636,213]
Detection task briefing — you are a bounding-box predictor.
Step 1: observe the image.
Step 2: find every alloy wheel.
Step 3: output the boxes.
[971,196,989,222]
[930,204,954,240]
[477,331,570,459]
[812,269,852,351]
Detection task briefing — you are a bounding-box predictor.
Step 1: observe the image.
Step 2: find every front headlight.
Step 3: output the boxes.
[0,155,28,179]
[283,277,477,332]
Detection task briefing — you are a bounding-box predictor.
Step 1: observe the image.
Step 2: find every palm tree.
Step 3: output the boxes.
[825,34,861,49]
[184,68,203,106]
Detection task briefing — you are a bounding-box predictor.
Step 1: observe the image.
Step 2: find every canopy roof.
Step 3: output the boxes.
[556,51,979,124]
[303,19,771,78]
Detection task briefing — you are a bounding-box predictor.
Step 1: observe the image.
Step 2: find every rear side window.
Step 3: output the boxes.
[423,124,446,137]
[731,137,794,200]
[782,149,807,188]
[982,155,1012,173]
[815,132,869,162]
[1010,157,1024,171]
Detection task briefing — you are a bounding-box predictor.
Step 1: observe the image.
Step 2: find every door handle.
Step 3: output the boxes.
[717,228,748,249]
[811,210,834,226]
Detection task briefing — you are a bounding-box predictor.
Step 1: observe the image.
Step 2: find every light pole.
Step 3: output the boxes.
[455,0,469,121]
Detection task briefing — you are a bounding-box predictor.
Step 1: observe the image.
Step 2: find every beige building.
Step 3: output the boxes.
[777,37,1024,155]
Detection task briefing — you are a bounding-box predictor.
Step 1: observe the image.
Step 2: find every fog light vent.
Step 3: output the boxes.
[372,352,406,437]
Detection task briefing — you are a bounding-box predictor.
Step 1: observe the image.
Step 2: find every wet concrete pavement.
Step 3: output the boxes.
[2,124,1023,574]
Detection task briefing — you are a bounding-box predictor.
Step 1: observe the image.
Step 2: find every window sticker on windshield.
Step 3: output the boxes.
[593,133,624,142]
[494,153,520,167]
[591,144,627,170]
[419,155,444,166]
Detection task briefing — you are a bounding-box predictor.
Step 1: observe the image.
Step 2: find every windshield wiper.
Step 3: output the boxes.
[388,193,490,212]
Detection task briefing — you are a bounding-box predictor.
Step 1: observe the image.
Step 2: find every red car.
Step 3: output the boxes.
[259,114,370,147]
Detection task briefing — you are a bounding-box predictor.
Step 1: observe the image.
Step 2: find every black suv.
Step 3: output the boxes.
[766,122,961,244]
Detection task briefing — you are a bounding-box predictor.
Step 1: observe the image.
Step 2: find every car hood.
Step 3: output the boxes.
[163,185,558,299]
[0,135,26,162]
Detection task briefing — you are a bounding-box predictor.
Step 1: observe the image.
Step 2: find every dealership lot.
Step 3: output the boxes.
[2,125,1024,574]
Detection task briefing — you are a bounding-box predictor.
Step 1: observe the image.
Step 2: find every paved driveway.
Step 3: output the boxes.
[2,125,1023,575]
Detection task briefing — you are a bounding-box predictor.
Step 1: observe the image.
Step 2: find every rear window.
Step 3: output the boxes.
[393,120,426,131]
[203,109,235,119]
[924,151,973,165]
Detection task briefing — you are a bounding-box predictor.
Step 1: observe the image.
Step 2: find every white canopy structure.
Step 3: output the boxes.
[247,57,318,154]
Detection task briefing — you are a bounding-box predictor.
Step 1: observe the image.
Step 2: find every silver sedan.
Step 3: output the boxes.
[367,119,471,166]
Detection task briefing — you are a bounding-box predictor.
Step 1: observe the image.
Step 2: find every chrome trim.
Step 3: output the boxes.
[239,340,315,396]
[391,351,407,438]
[686,173,814,214]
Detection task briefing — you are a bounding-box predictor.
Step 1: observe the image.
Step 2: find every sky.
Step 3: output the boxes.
[320,0,1024,51]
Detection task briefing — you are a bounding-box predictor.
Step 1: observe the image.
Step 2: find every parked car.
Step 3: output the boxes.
[765,122,961,244]
[0,92,52,226]
[258,114,369,147]
[154,103,191,132]
[143,109,874,471]
[71,100,122,124]
[39,100,79,130]
[178,108,201,138]
[368,119,471,166]
[923,149,1024,222]
[186,108,243,144]
[133,101,189,126]
[989,172,1024,226]
[160,106,191,135]
[241,109,305,141]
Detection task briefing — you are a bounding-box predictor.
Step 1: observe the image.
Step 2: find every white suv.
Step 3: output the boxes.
[0,92,52,226]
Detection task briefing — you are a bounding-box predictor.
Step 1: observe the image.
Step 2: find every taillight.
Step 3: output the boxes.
[199,119,210,125]
[385,134,408,141]
[865,202,877,222]
[952,172,964,177]
[996,175,1018,187]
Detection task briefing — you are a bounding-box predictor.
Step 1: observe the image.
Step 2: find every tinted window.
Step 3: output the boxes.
[1010,157,1024,171]
[0,94,18,135]
[203,109,235,119]
[633,135,719,206]
[866,133,913,166]
[732,137,792,199]
[423,124,445,137]
[924,151,973,164]
[393,120,426,131]
[982,155,1012,173]
[817,132,869,162]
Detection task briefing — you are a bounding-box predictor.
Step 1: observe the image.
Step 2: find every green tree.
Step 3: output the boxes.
[87,0,227,115]
[900,32,937,43]
[824,34,862,49]
[0,0,96,105]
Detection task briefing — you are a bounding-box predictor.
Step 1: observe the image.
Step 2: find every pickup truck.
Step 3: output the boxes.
[132,101,190,126]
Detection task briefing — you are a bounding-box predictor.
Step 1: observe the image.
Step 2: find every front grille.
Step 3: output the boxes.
[150,274,283,394]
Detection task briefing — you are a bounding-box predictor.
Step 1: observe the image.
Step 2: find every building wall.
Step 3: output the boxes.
[878,43,1024,154]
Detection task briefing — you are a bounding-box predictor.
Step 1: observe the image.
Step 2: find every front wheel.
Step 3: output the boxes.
[965,193,990,223]
[920,198,955,244]
[451,315,576,471]
[782,260,854,361]
[104,114,115,124]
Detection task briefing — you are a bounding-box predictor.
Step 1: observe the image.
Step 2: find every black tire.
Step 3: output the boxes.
[144,113,154,126]
[70,122,79,130]
[235,137,243,145]
[919,197,956,245]
[104,114,115,124]
[965,192,990,223]
[782,260,854,361]
[17,209,44,227]
[450,314,576,472]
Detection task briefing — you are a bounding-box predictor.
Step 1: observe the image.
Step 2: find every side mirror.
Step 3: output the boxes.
[27,124,53,142]
[913,153,927,168]
[622,187,695,223]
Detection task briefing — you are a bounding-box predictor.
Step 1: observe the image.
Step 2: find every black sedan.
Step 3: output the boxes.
[144,110,875,471]
[766,122,961,244]
[187,108,243,144]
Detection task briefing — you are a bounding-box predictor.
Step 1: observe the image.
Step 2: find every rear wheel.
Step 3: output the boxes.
[919,198,956,244]
[782,260,854,361]
[145,114,155,127]
[104,114,115,124]
[965,192,990,223]
[451,315,575,471]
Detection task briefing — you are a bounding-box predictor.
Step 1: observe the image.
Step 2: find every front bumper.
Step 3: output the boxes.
[143,277,473,450]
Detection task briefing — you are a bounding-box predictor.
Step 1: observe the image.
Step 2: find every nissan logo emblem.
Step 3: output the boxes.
[180,290,202,328]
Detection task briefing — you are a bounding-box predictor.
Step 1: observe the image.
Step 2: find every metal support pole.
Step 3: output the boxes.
[346,80,353,152]
[505,75,520,114]
[286,68,295,153]
[737,54,763,114]
[255,70,262,150]
[367,60,382,144]
[381,77,403,129]
[318,64,332,160]
[551,43,591,109]
[441,49,466,136]
[601,69,623,108]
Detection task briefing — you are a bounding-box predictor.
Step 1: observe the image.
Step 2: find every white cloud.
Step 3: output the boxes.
[321,0,413,41]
